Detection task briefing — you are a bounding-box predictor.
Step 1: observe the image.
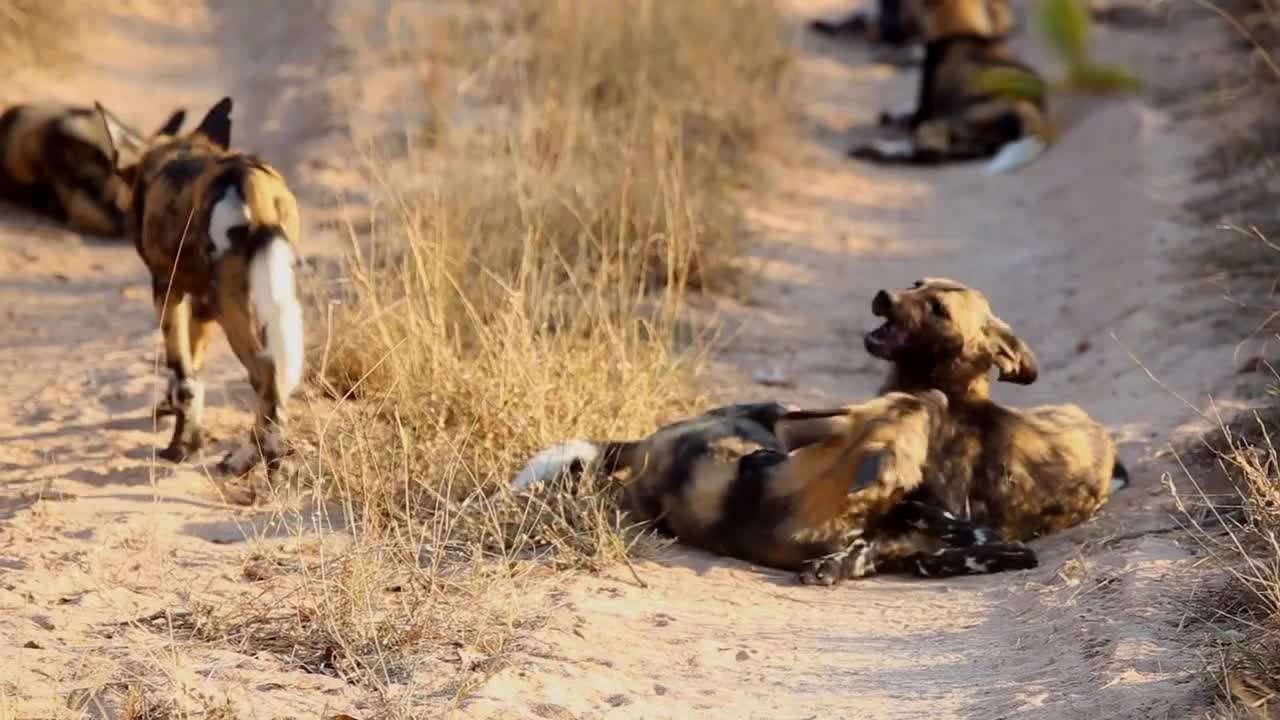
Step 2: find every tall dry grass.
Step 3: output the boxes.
[1171,4,1280,714]
[224,0,794,704]
[310,0,790,557]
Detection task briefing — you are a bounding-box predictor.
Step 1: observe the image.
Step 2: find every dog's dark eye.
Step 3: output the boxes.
[929,298,948,318]
[912,280,924,288]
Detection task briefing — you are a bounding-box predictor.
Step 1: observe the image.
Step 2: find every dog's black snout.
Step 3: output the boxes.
[872,290,894,317]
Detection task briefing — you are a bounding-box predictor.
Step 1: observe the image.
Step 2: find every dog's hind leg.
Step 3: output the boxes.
[151,275,206,462]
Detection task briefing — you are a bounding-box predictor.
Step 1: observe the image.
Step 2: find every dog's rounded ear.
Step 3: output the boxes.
[985,316,1038,385]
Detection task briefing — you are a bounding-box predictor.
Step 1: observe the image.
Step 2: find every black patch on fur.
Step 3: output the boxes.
[1112,459,1130,487]
[157,155,207,188]
[714,448,790,539]
[852,453,886,492]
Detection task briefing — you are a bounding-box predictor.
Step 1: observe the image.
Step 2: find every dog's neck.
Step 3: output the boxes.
[879,361,993,403]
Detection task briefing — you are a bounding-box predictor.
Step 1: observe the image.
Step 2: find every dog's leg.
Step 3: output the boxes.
[896,500,1002,546]
[809,10,872,37]
[910,542,1038,577]
[214,279,291,478]
[152,275,205,462]
[156,293,218,419]
[798,537,877,586]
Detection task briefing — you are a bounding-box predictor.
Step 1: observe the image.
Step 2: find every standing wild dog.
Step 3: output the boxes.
[847,0,1051,174]
[97,96,305,478]
[512,394,1038,586]
[863,277,1129,541]
[0,103,185,236]
[808,0,1015,68]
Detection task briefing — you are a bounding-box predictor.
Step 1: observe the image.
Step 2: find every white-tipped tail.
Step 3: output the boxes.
[512,440,600,490]
[249,235,304,399]
[983,136,1048,175]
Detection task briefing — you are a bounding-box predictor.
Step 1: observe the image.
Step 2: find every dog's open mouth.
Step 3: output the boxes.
[864,320,907,357]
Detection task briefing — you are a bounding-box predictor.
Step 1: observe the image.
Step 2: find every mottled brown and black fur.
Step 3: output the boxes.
[0,103,185,236]
[808,0,1015,69]
[98,96,305,479]
[864,277,1129,541]
[847,0,1051,172]
[512,393,1037,586]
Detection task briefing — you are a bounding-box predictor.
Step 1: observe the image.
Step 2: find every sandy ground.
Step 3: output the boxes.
[0,0,1261,718]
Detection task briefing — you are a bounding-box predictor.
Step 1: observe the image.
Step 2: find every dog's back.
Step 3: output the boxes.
[131,134,298,296]
[617,393,946,571]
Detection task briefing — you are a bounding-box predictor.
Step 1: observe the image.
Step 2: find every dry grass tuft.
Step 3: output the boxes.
[0,0,79,74]
[1175,404,1280,718]
[305,0,791,571]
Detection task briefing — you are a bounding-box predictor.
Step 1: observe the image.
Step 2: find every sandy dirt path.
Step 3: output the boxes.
[0,0,1254,718]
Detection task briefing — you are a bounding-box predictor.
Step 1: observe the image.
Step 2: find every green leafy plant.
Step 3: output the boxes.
[969,0,1143,98]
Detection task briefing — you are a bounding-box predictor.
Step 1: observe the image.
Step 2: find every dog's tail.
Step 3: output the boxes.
[982,100,1054,176]
[511,439,639,491]
[1109,457,1131,493]
[983,135,1048,175]
[248,227,305,400]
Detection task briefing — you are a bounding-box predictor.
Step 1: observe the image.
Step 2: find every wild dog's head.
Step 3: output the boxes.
[775,389,949,497]
[90,104,187,190]
[865,277,1037,397]
[96,96,231,188]
[910,0,1015,42]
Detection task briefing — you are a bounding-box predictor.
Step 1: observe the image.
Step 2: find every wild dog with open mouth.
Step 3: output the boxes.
[0,103,186,237]
[863,277,1129,541]
[512,394,1038,586]
[807,0,1015,69]
[97,96,305,478]
[847,0,1050,174]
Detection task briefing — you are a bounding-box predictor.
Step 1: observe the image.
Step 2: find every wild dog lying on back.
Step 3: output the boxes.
[864,277,1129,541]
[847,0,1051,174]
[97,96,305,478]
[808,0,1015,69]
[0,104,185,236]
[512,394,1037,586]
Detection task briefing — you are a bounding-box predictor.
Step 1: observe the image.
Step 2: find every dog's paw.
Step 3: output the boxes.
[798,557,842,586]
[217,444,261,477]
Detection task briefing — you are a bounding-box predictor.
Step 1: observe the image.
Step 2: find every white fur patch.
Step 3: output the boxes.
[1109,476,1128,494]
[964,556,989,573]
[249,236,304,399]
[973,528,996,546]
[208,186,250,259]
[871,138,914,157]
[983,136,1048,175]
[512,440,600,490]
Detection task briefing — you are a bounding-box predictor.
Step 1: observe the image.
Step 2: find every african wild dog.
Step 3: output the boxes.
[512,393,1038,586]
[847,0,1050,174]
[97,96,305,478]
[0,103,185,236]
[808,0,1015,69]
[863,277,1129,542]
